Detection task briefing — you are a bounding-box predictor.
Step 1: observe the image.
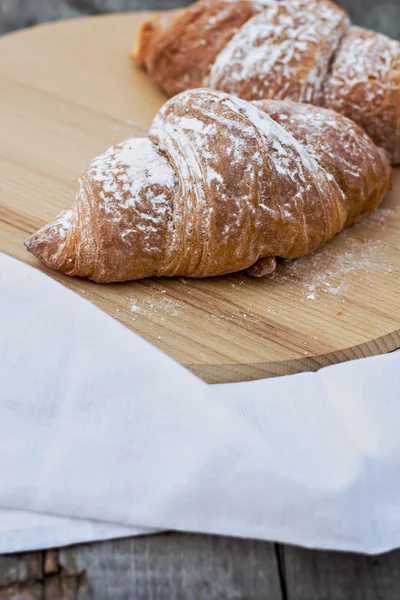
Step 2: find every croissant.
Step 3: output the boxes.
[133,0,400,165]
[25,89,391,283]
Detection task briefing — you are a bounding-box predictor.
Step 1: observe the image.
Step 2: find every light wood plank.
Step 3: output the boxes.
[0,13,399,385]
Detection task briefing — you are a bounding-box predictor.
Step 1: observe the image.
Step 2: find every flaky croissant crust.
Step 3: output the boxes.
[133,0,400,165]
[25,90,391,283]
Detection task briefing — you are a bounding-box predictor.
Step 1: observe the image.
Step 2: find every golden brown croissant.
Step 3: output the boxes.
[133,0,400,164]
[25,89,391,283]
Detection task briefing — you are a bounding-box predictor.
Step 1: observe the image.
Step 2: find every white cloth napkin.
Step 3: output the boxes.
[1,252,400,555]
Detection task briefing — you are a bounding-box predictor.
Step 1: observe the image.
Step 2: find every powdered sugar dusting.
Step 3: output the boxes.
[122,200,398,324]
[130,294,184,319]
[323,26,400,163]
[256,98,391,226]
[324,27,399,110]
[150,88,346,277]
[151,0,279,96]
[274,203,399,301]
[88,138,177,216]
[362,206,400,228]
[208,0,350,103]
[37,208,73,240]
[81,137,180,273]
[224,93,346,252]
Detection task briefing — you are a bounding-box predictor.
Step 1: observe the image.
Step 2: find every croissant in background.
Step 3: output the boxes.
[25,89,391,283]
[133,0,400,164]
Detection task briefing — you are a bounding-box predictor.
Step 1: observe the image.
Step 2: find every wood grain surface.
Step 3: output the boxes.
[1,12,400,600]
[0,12,399,383]
[2,536,400,599]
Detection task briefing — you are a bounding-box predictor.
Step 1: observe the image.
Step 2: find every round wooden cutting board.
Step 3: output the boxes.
[0,13,399,383]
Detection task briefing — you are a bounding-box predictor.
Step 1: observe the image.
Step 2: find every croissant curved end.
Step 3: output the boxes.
[131,9,185,65]
[24,209,74,273]
[130,21,149,64]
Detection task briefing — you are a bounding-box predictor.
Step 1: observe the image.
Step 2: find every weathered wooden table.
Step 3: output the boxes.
[1,1,400,598]
[1,536,400,599]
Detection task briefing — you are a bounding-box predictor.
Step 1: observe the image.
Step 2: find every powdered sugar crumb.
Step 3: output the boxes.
[129,293,184,319]
[361,206,400,228]
[275,226,392,302]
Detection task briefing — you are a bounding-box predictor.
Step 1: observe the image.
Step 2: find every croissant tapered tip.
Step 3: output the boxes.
[24,234,39,261]
[131,18,160,67]
[24,209,74,273]
[23,235,33,252]
[129,26,143,63]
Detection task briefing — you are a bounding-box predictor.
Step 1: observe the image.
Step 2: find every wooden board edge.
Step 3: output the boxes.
[4,250,399,385]
[190,331,400,383]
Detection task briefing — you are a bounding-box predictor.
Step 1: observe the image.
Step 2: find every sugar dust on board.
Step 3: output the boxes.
[122,202,398,318]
